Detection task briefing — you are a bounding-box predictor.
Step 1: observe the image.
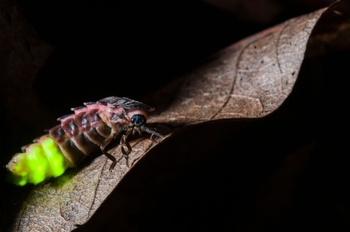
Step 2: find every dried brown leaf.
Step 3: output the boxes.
[147,8,324,125]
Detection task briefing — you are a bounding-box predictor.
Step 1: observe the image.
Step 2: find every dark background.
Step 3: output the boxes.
[14,0,334,111]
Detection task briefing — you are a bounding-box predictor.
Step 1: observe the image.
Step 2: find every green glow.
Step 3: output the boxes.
[7,137,69,186]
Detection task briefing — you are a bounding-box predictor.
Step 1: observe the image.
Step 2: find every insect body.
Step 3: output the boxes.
[6,96,163,186]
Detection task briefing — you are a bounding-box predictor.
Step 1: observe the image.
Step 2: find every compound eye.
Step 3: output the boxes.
[131,114,146,126]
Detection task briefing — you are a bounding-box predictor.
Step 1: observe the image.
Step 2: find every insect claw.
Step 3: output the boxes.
[130,156,140,167]
[125,155,130,167]
[123,154,130,167]
[109,161,117,171]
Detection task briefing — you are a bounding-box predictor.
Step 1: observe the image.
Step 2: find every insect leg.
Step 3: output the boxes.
[100,133,117,171]
[141,125,164,142]
[150,133,159,143]
[119,128,133,166]
[120,134,132,155]
[103,150,117,171]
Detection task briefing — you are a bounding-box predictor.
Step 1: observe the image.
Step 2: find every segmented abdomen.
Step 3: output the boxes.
[50,103,124,166]
[7,97,132,186]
